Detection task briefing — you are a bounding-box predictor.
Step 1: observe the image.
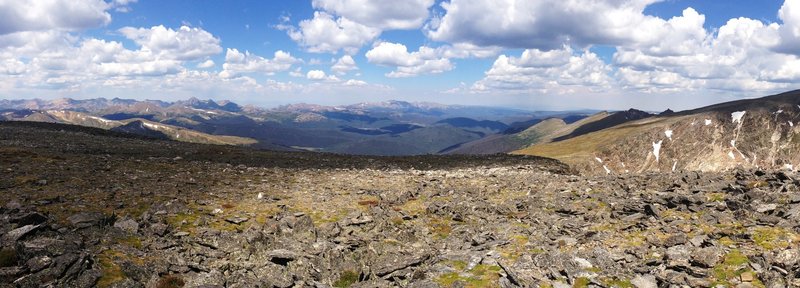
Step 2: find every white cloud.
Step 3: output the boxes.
[437,43,502,59]
[197,59,215,68]
[289,67,304,77]
[282,11,380,54]
[426,0,663,49]
[0,0,111,35]
[331,55,358,75]
[311,0,435,29]
[344,79,367,86]
[307,69,327,80]
[471,47,612,93]
[306,69,340,81]
[220,48,299,78]
[111,0,137,12]
[365,42,454,77]
[118,25,222,61]
[774,0,800,56]
[612,12,797,93]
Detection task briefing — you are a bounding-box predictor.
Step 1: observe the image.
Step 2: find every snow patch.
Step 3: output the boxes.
[595,157,603,163]
[704,119,712,126]
[257,192,263,199]
[142,122,162,130]
[602,165,611,174]
[672,160,677,172]
[87,115,113,123]
[728,151,735,159]
[730,140,736,147]
[731,111,746,123]
[191,107,219,115]
[789,121,794,127]
[665,130,673,140]
[783,164,794,171]
[652,140,663,162]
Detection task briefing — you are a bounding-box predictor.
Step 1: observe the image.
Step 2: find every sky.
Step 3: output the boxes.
[1,0,799,111]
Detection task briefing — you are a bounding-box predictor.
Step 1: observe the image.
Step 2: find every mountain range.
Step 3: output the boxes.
[0,97,590,155]
[3,89,800,173]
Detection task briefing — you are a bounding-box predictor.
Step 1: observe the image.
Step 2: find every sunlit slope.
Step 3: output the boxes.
[515,90,800,174]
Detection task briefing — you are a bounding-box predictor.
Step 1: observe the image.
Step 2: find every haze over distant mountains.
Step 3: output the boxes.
[0,97,594,155]
[4,89,800,173]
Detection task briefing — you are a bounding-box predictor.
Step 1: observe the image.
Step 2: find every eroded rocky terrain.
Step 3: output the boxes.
[1,121,799,287]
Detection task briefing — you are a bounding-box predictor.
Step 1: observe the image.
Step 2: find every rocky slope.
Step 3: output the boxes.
[516,90,800,175]
[1,121,799,287]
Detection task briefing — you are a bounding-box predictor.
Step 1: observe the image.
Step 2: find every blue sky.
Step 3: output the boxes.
[1,0,799,111]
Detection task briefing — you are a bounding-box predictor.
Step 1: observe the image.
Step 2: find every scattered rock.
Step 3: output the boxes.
[631,275,658,288]
[113,218,139,234]
[225,216,249,224]
[2,224,40,243]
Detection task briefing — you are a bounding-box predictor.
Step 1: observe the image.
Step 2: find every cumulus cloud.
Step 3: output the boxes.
[282,11,380,54]
[471,47,612,93]
[311,0,435,30]
[0,24,232,92]
[774,0,800,56]
[119,25,222,61]
[344,79,367,86]
[612,11,797,93]
[306,69,340,82]
[426,0,664,50]
[307,70,327,80]
[0,0,111,35]
[365,42,454,77]
[220,49,300,78]
[197,59,215,68]
[331,55,358,75]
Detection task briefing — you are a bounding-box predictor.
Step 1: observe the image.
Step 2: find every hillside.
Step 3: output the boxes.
[1,121,798,287]
[516,90,800,174]
[445,111,629,155]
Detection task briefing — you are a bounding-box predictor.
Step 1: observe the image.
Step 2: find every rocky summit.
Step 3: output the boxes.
[1,121,799,288]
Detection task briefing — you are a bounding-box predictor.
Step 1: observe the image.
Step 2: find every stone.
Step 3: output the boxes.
[67,212,105,229]
[774,249,798,269]
[631,274,657,288]
[268,249,301,266]
[740,271,754,282]
[2,224,40,243]
[689,235,708,247]
[225,216,249,224]
[113,218,139,234]
[666,245,691,268]
[756,204,777,213]
[25,256,53,273]
[12,212,48,226]
[150,223,169,236]
[374,254,429,276]
[691,247,722,268]
[21,237,69,257]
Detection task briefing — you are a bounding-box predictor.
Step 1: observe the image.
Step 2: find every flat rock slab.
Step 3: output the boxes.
[374,254,429,277]
[225,216,249,224]
[2,224,40,243]
[67,212,106,229]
